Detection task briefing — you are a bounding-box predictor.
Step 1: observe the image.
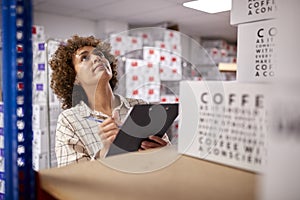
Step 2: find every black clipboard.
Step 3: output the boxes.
[106,103,178,157]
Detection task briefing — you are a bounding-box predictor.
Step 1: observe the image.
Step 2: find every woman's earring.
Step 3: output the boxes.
[74,78,80,85]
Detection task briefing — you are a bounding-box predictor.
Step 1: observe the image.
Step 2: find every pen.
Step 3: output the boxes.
[85,116,121,128]
[84,116,104,123]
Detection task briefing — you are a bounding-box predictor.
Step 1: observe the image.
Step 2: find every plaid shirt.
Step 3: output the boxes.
[55,95,147,167]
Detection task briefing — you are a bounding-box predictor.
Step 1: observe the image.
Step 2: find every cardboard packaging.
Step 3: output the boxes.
[231,0,277,25]
[178,81,271,172]
[32,129,50,154]
[237,19,277,82]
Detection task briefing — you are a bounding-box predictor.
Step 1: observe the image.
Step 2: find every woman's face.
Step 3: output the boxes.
[73,46,112,87]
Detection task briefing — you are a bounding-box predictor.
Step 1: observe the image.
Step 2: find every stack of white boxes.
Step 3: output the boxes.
[201,39,237,81]
[111,29,182,143]
[31,25,49,170]
[201,39,237,65]
[178,0,277,172]
[46,40,62,169]
[111,29,182,104]
[0,102,4,197]
[32,26,61,170]
[230,0,278,169]
[231,0,277,82]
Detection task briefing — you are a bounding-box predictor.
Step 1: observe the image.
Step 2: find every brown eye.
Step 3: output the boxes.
[81,54,90,62]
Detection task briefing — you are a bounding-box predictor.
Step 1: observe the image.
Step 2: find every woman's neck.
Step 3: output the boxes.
[86,83,115,116]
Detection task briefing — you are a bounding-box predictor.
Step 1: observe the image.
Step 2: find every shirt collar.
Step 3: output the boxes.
[77,94,130,118]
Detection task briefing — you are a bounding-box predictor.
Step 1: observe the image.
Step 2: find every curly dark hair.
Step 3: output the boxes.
[50,35,118,110]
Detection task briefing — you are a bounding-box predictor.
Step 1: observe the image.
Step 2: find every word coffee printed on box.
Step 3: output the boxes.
[178,81,270,172]
[231,0,277,25]
[237,19,277,82]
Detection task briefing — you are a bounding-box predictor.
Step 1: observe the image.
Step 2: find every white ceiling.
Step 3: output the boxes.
[33,0,237,42]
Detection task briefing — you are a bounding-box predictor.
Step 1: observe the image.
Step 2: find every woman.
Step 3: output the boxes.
[50,35,168,167]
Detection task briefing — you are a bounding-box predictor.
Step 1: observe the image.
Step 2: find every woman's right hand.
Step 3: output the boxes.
[98,117,119,158]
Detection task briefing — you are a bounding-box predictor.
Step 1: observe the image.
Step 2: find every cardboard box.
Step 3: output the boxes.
[231,0,277,25]
[237,19,277,82]
[33,129,50,154]
[178,81,271,172]
[32,150,49,171]
[32,104,48,129]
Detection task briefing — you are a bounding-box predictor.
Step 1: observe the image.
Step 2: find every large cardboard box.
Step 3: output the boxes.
[237,19,277,82]
[178,81,271,172]
[231,0,277,25]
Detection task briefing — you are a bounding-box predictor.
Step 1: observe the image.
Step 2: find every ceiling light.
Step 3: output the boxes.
[183,0,232,14]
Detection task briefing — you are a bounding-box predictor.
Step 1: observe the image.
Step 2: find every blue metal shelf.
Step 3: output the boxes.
[2,0,34,199]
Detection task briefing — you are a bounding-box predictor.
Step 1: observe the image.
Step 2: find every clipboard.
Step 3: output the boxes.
[106,103,179,157]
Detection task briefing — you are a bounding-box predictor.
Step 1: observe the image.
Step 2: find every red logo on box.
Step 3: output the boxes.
[148,89,154,95]
[132,75,138,81]
[147,62,153,68]
[142,34,148,39]
[160,44,165,48]
[114,50,120,56]
[149,49,154,55]
[116,37,122,42]
[131,61,138,67]
[172,69,177,74]
[171,57,176,62]
[161,97,167,102]
[132,38,137,44]
[160,56,165,61]
[149,76,154,82]
[133,90,138,95]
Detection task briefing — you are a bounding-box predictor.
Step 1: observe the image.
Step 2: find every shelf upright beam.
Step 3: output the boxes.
[2,0,35,199]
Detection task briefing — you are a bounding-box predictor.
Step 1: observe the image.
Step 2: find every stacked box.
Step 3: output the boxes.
[32,25,45,41]
[237,19,277,82]
[179,81,271,172]
[201,39,237,81]
[32,42,47,104]
[163,30,182,55]
[159,50,182,81]
[125,58,160,102]
[113,28,183,103]
[47,40,61,105]
[32,25,50,170]
[231,0,277,25]
[110,34,128,57]
[231,0,278,82]
[127,36,143,53]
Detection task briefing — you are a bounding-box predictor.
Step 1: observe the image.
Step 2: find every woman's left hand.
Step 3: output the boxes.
[139,135,168,150]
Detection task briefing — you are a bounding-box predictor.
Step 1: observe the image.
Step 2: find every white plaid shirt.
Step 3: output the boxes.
[55,94,148,167]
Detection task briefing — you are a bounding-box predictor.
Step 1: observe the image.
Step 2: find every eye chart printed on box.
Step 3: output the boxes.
[178,81,270,172]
